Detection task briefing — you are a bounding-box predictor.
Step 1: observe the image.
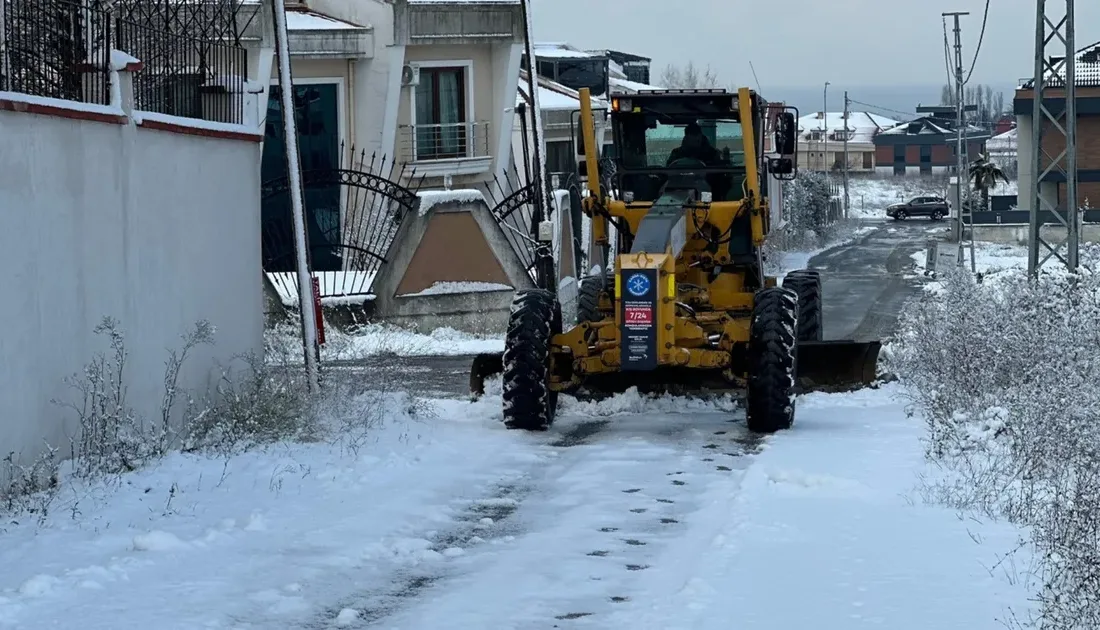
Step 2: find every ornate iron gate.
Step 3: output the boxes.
[261,149,424,304]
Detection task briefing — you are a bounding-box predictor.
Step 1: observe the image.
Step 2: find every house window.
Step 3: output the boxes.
[893,144,905,163]
[415,66,468,160]
[919,144,931,174]
[863,151,873,169]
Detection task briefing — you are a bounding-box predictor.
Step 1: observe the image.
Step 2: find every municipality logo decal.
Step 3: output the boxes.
[626,273,650,297]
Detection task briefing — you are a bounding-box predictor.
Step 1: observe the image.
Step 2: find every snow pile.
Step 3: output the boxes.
[893,266,1100,626]
[398,281,512,297]
[267,321,503,360]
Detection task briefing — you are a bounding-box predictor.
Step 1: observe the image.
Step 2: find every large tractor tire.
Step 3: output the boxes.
[577,275,604,324]
[782,269,823,342]
[502,289,562,431]
[745,287,799,434]
[577,268,616,324]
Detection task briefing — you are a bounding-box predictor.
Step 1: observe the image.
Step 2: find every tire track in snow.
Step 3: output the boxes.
[295,416,620,628]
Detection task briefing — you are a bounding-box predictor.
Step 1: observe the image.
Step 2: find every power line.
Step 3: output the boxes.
[963,0,990,84]
[846,98,917,120]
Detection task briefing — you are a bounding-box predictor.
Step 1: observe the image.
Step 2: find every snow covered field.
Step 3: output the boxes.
[0,383,1032,629]
[846,176,1018,220]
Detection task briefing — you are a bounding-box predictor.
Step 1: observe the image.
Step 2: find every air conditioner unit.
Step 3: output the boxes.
[401,64,420,86]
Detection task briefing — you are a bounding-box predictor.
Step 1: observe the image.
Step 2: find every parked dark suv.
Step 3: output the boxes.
[885,195,949,220]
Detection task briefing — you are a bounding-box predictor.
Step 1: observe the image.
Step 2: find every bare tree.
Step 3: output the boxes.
[659,61,722,89]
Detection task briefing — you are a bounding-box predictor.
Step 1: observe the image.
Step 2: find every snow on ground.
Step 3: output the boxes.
[0,384,1032,629]
[269,321,505,360]
[910,240,1028,278]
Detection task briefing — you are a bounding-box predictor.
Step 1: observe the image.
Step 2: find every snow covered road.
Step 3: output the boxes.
[0,384,1029,629]
[1,222,1030,627]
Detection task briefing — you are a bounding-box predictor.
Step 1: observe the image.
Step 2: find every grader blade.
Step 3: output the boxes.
[795,340,883,392]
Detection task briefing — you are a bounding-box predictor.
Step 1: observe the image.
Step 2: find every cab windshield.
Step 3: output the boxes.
[613,111,749,203]
[625,119,744,168]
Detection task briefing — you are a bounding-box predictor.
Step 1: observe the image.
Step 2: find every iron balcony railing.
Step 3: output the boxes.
[398,121,491,162]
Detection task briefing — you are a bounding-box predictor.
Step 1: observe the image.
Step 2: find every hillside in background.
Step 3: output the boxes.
[759,82,1019,119]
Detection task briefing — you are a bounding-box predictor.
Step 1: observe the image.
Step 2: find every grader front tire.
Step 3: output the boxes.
[745,287,799,434]
[501,289,561,431]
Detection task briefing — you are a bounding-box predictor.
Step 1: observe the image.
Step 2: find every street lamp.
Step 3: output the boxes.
[823,81,830,173]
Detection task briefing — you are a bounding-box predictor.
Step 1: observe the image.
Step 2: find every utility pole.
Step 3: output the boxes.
[943,10,973,271]
[271,0,320,393]
[823,81,830,173]
[1028,0,1079,275]
[843,91,850,219]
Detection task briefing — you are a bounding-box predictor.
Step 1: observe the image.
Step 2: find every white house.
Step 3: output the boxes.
[798,111,899,172]
[247,0,527,190]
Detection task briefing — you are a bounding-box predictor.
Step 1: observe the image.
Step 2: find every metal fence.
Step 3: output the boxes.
[1,0,113,104]
[116,15,247,122]
[0,0,248,122]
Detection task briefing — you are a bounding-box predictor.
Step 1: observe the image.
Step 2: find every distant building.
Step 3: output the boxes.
[523,43,611,97]
[1015,44,1100,209]
[587,49,652,85]
[872,106,990,176]
[798,111,899,172]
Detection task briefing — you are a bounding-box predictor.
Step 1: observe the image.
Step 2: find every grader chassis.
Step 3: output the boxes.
[471,87,880,433]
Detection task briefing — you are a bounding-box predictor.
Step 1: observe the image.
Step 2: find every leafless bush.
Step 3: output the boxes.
[894,268,1100,628]
[52,317,215,479]
[2,446,60,524]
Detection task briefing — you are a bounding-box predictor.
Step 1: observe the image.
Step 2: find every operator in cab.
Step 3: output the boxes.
[666,122,722,166]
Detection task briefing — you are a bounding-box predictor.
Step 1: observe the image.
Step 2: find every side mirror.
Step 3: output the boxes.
[769,157,794,176]
[775,112,796,155]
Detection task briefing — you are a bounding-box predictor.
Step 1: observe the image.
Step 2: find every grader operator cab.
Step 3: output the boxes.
[470,87,881,433]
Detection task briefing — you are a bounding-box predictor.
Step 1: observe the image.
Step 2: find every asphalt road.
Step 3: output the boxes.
[806,219,943,341]
[329,219,939,398]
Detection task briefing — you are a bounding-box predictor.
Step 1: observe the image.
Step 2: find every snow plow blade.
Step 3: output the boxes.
[469,340,882,398]
[794,340,883,392]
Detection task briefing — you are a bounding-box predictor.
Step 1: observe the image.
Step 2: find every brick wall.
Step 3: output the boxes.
[874,140,987,168]
[1038,116,1100,172]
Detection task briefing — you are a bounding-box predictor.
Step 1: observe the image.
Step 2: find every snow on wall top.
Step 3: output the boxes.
[417,189,485,216]
[798,111,900,144]
[609,76,665,94]
[517,73,607,111]
[533,42,599,59]
[285,9,366,30]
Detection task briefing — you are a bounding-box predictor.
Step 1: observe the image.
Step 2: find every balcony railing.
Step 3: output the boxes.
[398,121,491,162]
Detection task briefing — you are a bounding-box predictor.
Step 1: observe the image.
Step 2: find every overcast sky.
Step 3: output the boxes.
[531,0,1100,90]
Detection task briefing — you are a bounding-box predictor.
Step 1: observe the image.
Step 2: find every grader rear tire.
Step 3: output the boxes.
[782,269,823,342]
[502,289,561,431]
[745,287,799,434]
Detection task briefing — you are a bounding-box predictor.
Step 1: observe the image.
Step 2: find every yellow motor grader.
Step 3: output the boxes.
[470,87,880,433]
